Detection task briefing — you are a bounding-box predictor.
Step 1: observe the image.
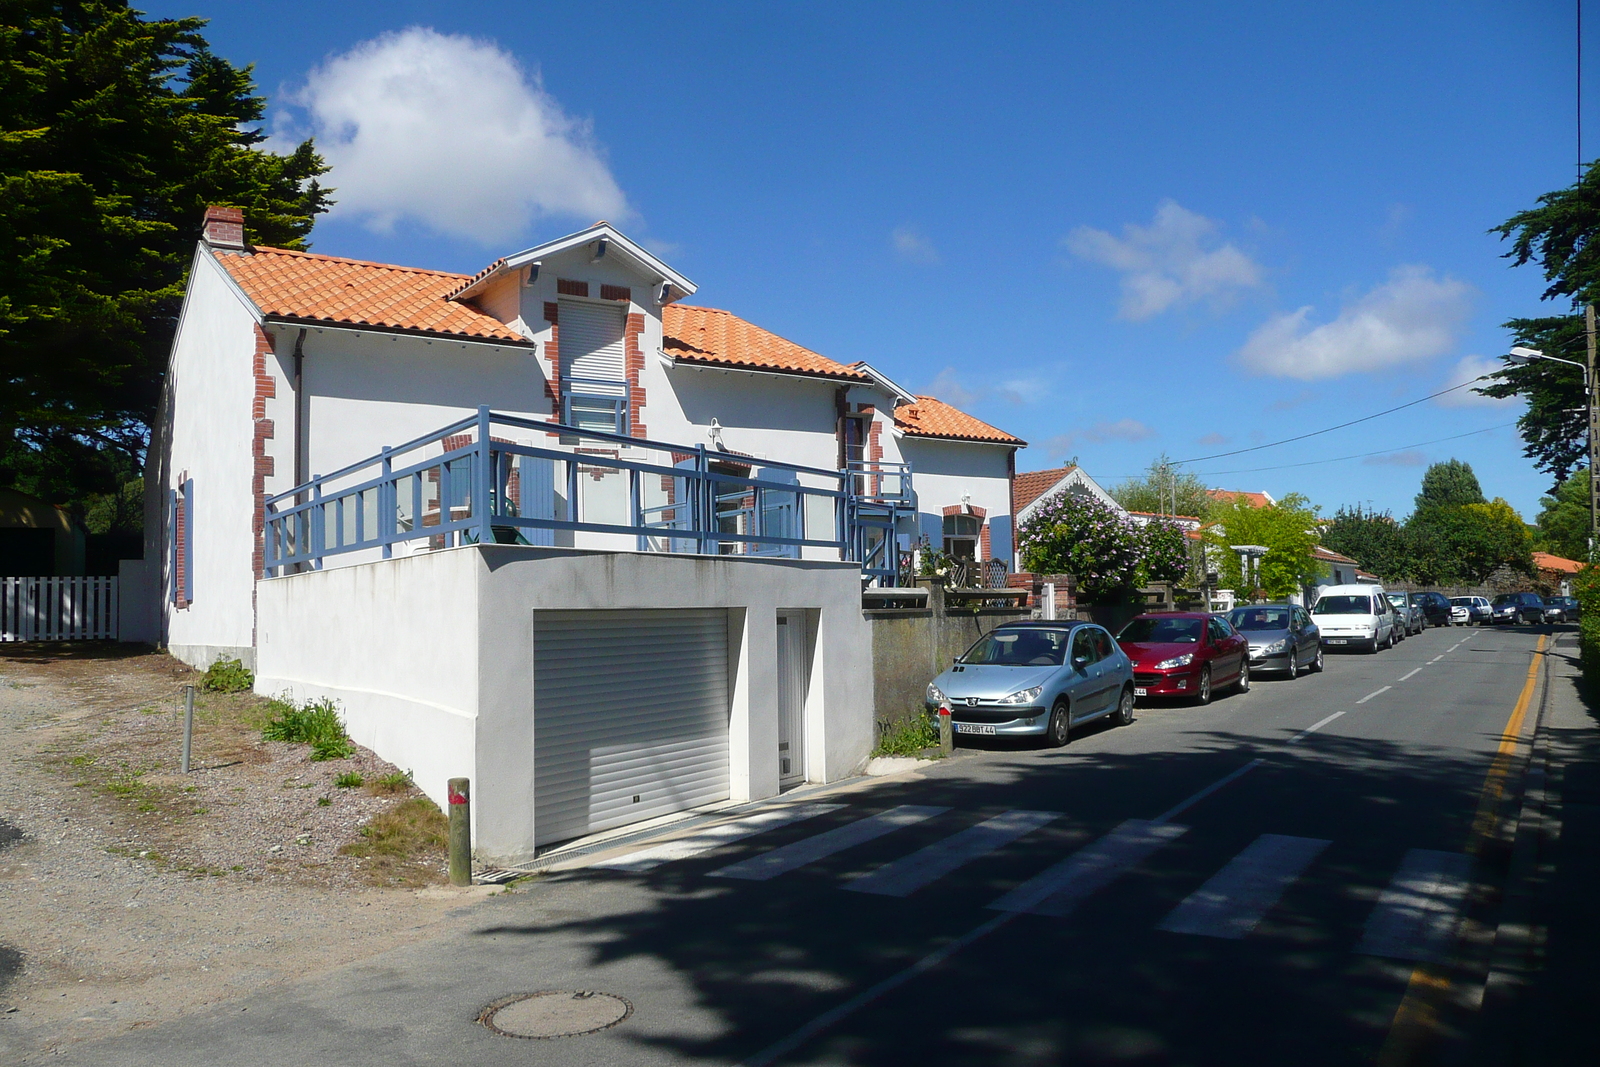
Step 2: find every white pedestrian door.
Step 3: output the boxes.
[776,612,808,787]
[533,609,730,846]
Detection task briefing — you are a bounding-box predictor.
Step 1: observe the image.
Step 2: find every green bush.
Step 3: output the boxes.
[873,714,940,757]
[261,697,354,761]
[368,770,414,795]
[334,772,364,789]
[1574,564,1600,696]
[201,657,254,693]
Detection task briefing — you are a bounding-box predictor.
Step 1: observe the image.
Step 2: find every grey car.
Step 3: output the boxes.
[1386,593,1424,635]
[1228,603,1324,679]
[925,621,1135,747]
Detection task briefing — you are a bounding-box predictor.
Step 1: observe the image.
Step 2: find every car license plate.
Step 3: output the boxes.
[1329,638,1348,645]
[1134,687,1148,697]
[954,723,996,735]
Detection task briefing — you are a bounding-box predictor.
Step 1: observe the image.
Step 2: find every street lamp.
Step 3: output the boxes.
[1506,344,1598,554]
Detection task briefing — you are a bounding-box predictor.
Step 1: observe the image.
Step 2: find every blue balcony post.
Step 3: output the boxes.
[380,446,394,559]
[695,444,709,555]
[311,475,325,570]
[263,505,277,576]
[475,405,492,547]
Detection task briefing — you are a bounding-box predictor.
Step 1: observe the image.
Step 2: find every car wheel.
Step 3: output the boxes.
[1368,636,1380,654]
[1311,646,1325,673]
[1046,699,1071,748]
[1285,652,1298,680]
[1114,686,1134,726]
[1235,662,1250,694]
[1193,666,1213,706]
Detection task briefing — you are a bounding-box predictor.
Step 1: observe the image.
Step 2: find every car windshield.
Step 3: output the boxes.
[1229,607,1291,631]
[960,628,1069,666]
[1492,595,1516,606]
[1451,597,1473,607]
[1118,617,1203,643]
[1313,595,1372,615]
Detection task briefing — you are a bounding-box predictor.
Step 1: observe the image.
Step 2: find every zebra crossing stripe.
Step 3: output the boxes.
[709,805,949,882]
[1158,833,1330,939]
[591,804,845,872]
[1356,848,1473,961]
[987,819,1188,917]
[843,810,1062,898]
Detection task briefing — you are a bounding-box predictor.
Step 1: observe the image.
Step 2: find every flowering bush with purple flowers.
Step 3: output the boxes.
[1139,518,1192,585]
[1019,491,1193,601]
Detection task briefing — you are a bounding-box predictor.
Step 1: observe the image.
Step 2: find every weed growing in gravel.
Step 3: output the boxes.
[340,797,447,886]
[261,697,355,761]
[201,658,254,693]
[368,770,413,795]
[316,797,332,807]
[334,772,364,789]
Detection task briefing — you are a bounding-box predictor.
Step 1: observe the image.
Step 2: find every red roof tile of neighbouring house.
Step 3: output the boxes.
[1012,466,1078,514]
[1533,551,1584,574]
[662,305,870,381]
[1313,546,1360,565]
[212,247,528,343]
[1207,488,1275,508]
[892,396,1024,446]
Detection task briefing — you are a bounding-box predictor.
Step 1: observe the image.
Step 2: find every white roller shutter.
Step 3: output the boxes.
[558,300,627,395]
[534,609,730,845]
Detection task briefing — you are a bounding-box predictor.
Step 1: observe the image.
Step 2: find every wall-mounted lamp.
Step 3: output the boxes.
[592,237,608,262]
[522,263,540,287]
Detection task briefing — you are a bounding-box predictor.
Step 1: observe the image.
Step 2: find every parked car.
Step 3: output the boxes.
[1547,595,1581,622]
[924,621,1134,747]
[1386,593,1423,636]
[1449,596,1490,626]
[1228,603,1323,678]
[1410,590,1454,627]
[1313,584,1396,652]
[1117,612,1250,705]
[1491,592,1548,625]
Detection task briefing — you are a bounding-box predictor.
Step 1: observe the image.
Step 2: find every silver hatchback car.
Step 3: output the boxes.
[925,621,1136,747]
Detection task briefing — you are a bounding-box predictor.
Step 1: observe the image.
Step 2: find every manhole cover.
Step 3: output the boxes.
[478,991,632,1039]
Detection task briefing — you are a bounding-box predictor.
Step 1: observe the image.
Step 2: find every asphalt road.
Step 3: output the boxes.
[42,621,1551,1067]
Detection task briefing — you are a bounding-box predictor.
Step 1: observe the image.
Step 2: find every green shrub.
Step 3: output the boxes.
[261,697,354,761]
[1575,565,1600,697]
[873,714,940,757]
[368,770,413,795]
[334,772,364,789]
[201,657,254,693]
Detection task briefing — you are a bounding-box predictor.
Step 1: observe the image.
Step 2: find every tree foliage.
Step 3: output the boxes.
[1321,506,1411,581]
[1534,469,1592,562]
[1109,455,1213,521]
[1414,459,1485,510]
[1409,499,1533,585]
[0,1,331,510]
[1018,491,1142,603]
[1138,519,1192,585]
[1476,314,1588,488]
[1202,493,1321,599]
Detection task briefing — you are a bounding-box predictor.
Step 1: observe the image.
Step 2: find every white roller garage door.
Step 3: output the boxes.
[533,609,730,846]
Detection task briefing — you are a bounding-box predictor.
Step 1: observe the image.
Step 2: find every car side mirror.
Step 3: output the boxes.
[1072,654,1091,669]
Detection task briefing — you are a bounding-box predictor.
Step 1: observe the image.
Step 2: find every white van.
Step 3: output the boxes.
[1312,583,1396,653]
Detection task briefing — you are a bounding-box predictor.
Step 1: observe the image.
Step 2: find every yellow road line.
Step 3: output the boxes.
[1376,634,1546,1067]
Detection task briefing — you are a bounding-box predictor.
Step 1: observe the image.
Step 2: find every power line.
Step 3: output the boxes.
[1189,421,1518,477]
[1171,376,1491,465]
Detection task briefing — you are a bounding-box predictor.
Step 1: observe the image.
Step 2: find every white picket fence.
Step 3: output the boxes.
[0,576,119,642]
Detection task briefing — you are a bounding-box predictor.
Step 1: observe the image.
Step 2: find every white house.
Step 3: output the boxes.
[146,208,1023,859]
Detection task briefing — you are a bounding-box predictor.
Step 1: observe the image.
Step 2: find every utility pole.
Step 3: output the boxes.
[1589,304,1598,556]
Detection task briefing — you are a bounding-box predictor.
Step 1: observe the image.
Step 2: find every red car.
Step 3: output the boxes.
[1115,612,1250,705]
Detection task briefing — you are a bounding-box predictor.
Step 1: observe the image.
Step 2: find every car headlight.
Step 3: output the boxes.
[1261,639,1288,655]
[926,682,945,705]
[997,686,1043,705]
[1155,653,1194,670]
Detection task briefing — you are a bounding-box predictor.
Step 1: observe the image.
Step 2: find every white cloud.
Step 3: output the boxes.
[279,27,629,244]
[1046,419,1156,458]
[1236,266,1473,380]
[1436,355,1520,408]
[1065,200,1264,319]
[1364,450,1429,467]
[925,367,981,408]
[1195,432,1230,446]
[891,225,940,265]
[924,368,1042,408]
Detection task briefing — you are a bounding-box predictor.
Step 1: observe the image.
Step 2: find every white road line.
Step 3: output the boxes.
[1398,667,1423,682]
[1158,834,1330,939]
[1356,849,1474,961]
[843,810,1061,898]
[1448,640,1464,652]
[591,804,845,872]
[708,805,947,881]
[1154,758,1264,823]
[1356,685,1393,704]
[988,819,1188,917]
[1289,711,1345,744]
[1429,656,1444,664]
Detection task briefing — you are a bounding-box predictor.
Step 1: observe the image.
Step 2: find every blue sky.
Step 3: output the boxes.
[156,1,1589,520]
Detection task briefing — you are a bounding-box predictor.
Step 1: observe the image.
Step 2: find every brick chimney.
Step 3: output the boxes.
[202,206,245,249]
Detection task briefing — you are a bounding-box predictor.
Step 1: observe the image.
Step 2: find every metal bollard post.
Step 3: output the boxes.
[938,702,953,757]
[181,685,195,774]
[448,777,472,886]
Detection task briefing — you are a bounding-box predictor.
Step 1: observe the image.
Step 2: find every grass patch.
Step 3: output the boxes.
[367,770,413,795]
[872,714,941,758]
[340,797,448,886]
[201,657,254,693]
[316,797,332,807]
[261,697,355,761]
[334,772,364,789]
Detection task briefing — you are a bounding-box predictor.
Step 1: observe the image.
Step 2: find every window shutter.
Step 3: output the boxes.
[169,489,179,604]
[182,478,194,603]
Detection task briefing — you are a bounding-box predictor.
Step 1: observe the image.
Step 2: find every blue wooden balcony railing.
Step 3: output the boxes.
[262,407,915,584]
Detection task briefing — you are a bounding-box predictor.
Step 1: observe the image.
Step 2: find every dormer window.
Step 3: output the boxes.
[559,297,628,434]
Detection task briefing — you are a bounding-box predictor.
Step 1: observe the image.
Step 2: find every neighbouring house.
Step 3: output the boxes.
[0,487,85,577]
[1532,551,1583,596]
[145,209,1023,859]
[1310,546,1362,595]
[1207,488,1276,509]
[1010,464,1122,567]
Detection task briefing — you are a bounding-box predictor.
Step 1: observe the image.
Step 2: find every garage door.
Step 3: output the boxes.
[533,609,730,846]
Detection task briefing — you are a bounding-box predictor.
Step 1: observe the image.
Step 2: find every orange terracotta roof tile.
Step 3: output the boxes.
[1533,551,1584,574]
[662,305,868,381]
[1313,546,1360,565]
[213,247,527,343]
[1012,466,1077,513]
[1207,488,1274,508]
[893,396,1024,446]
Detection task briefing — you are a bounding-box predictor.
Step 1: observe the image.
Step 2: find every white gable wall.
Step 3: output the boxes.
[898,436,1015,562]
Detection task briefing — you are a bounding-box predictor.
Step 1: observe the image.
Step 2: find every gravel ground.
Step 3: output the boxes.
[0,644,497,1060]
